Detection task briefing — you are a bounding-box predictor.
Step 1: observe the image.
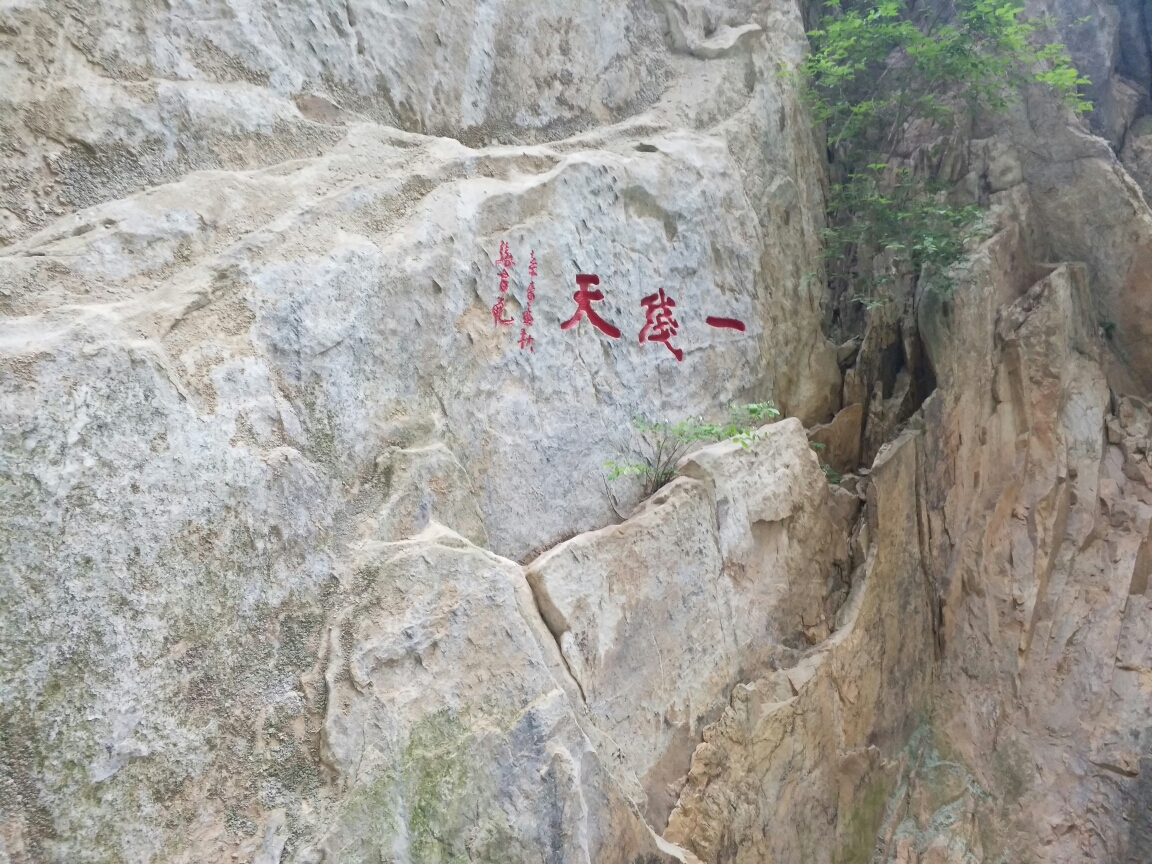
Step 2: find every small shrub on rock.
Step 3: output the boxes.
[605,402,780,500]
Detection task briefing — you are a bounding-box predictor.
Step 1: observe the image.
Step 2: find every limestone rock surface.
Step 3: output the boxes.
[525,418,851,828]
[9,0,1152,860]
[0,0,848,860]
[313,525,664,864]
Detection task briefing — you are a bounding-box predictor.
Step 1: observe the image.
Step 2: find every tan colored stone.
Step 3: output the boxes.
[906,191,1152,861]
[664,430,935,863]
[314,524,670,863]
[525,418,850,829]
[809,401,864,475]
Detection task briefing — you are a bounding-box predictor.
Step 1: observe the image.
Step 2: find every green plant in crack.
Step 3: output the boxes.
[605,402,780,499]
[827,168,991,300]
[810,441,843,483]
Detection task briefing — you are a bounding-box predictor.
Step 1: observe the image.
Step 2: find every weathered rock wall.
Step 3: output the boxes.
[664,427,936,864]
[0,1,848,861]
[918,222,1151,863]
[5,0,1152,861]
[883,6,1152,858]
[808,19,1152,855]
[873,158,1152,862]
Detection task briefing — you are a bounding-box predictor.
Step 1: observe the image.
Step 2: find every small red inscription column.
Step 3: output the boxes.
[519,250,537,351]
[492,241,515,327]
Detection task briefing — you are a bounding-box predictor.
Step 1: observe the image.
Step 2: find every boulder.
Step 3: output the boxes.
[525,418,851,828]
[313,525,669,864]
[808,402,864,475]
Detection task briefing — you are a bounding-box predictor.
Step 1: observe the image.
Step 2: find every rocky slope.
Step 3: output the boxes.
[2,0,1152,862]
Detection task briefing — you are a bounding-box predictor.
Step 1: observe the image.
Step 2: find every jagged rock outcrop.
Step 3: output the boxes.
[664,428,935,863]
[672,18,1152,851]
[859,6,1152,857]
[901,187,1152,863]
[526,419,853,829]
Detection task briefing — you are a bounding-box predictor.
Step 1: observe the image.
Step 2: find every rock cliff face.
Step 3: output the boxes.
[2,1,1152,863]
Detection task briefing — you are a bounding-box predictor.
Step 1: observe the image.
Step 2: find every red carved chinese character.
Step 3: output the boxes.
[497,241,515,270]
[528,250,538,278]
[639,288,683,361]
[492,296,514,326]
[521,308,534,327]
[518,328,535,352]
[706,316,746,331]
[560,274,621,339]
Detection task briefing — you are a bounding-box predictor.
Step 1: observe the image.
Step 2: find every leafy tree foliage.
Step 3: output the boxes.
[803,0,1089,305]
